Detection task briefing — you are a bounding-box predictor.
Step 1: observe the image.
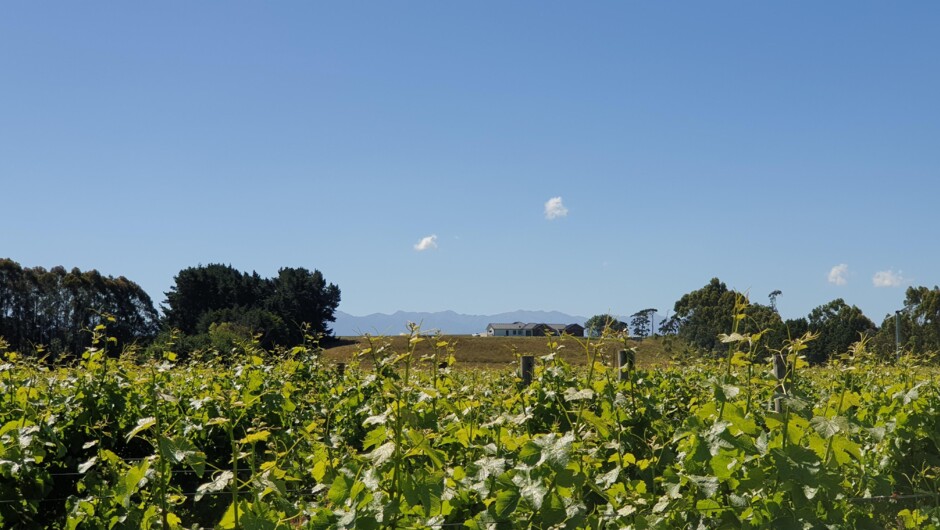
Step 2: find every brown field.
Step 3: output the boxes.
[321,334,679,370]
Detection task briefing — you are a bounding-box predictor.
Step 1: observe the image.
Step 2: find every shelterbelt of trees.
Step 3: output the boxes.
[2,259,940,363]
[0,259,160,358]
[0,260,340,359]
[585,278,940,362]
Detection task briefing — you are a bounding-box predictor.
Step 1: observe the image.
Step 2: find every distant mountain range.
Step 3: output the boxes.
[332,310,591,336]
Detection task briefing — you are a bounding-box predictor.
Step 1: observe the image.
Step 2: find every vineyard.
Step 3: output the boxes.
[2,324,940,529]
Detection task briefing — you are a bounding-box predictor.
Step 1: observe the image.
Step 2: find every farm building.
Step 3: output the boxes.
[486,322,585,337]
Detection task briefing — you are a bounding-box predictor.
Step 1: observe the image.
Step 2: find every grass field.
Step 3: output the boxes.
[322,334,678,369]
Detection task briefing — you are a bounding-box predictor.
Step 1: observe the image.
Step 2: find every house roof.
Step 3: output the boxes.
[488,322,584,331]
[487,322,527,330]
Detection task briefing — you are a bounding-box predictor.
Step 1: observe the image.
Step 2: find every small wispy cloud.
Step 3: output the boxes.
[873,269,904,288]
[544,197,568,220]
[413,234,438,252]
[828,264,848,285]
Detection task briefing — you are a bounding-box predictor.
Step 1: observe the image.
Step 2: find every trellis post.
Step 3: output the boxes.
[772,353,786,413]
[520,355,535,386]
[617,349,635,381]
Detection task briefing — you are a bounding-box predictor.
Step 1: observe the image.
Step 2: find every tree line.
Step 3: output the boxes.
[587,278,940,363]
[0,260,340,358]
[4,258,939,364]
[0,259,160,359]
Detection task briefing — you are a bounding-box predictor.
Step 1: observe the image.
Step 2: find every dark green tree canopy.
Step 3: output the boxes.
[665,278,781,353]
[0,258,159,357]
[664,278,736,351]
[874,286,940,355]
[902,286,940,352]
[269,267,341,341]
[584,314,628,336]
[163,264,340,346]
[804,299,876,363]
[163,264,272,335]
[663,281,882,363]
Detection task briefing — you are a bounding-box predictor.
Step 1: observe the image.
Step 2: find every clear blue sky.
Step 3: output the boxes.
[2,2,938,325]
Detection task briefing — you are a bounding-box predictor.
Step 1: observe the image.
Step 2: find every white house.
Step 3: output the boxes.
[486,322,528,336]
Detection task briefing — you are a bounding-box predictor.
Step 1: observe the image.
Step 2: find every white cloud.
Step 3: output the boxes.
[828,264,848,285]
[413,234,438,251]
[544,197,568,220]
[873,269,904,288]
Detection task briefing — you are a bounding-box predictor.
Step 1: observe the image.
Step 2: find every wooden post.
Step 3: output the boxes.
[895,310,902,361]
[520,355,534,386]
[772,353,786,413]
[617,349,634,381]
[337,362,346,377]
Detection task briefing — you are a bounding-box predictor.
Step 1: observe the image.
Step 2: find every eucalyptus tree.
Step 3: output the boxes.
[0,259,159,357]
[630,308,658,338]
[665,278,781,354]
[768,290,782,312]
[803,299,876,363]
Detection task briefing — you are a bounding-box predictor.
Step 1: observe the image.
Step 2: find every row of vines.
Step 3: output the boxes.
[1,321,940,528]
